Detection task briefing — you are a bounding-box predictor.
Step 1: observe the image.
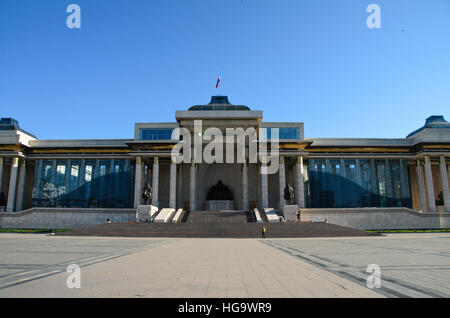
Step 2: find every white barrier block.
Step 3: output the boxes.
[154,208,176,223]
[136,205,159,222]
[172,209,185,223]
[253,208,263,223]
[263,208,279,223]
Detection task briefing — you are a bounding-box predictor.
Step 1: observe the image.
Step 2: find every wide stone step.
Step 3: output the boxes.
[59,222,377,238]
[185,210,249,224]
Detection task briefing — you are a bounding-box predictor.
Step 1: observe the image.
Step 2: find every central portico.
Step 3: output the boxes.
[131,96,306,212]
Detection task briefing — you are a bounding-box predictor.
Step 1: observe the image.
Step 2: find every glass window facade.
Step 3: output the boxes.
[139,128,174,140]
[266,127,300,139]
[306,158,411,208]
[31,159,135,208]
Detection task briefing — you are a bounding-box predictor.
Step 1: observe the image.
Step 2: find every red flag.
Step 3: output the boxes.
[216,75,221,88]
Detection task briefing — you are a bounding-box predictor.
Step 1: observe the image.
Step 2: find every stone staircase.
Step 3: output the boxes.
[183,210,250,224]
[59,220,377,238]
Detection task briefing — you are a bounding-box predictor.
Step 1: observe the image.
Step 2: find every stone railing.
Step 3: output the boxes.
[0,207,136,230]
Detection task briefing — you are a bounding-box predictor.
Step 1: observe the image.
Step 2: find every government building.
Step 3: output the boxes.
[1,96,450,230]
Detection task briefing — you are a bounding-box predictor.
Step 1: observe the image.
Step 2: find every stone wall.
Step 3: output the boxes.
[0,208,136,230]
[3,207,449,231]
[300,207,450,230]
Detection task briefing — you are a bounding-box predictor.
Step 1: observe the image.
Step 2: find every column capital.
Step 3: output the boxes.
[279,156,284,164]
[424,156,431,164]
[440,156,446,165]
[136,156,142,165]
[153,156,159,165]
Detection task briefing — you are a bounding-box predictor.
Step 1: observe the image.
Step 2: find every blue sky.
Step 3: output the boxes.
[0,0,449,140]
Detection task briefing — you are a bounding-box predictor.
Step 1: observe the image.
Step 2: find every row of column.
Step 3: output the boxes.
[260,156,305,210]
[0,157,27,212]
[416,155,450,212]
[134,156,174,209]
[133,155,306,211]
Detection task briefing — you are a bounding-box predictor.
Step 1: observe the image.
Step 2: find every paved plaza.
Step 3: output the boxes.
[0,233,449,297]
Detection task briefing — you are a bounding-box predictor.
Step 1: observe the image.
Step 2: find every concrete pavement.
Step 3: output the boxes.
[0,234,380,298]
[1,233,449,298]
[266,233,450,297]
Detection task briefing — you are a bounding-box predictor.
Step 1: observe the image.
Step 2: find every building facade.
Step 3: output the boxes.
[0,97,450,229]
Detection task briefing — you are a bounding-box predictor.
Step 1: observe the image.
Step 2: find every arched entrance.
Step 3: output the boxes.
[198,163,242,210]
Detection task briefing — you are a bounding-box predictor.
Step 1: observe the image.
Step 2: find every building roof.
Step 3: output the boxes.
[0,117,37,139]
[188,96,251,111]
[407,115,450,138]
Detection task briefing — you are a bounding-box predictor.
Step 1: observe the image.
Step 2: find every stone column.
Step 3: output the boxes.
[15,160,27,211]
[340,159,347,178]
[108,160,115,199]
[177,165,183,209]
[78,159,86,188]
[448,165,450,194]
[33,160,43,200]
[439,156,450,211]
[355,159,362,187]
[64,159,72,195]
[448,165,450,191]
[141,162,145,193]
[0,157,3,194]
[169,158,177,209]
[133,156,143,208]
[242,160,249,211]
[370,159,378,205]
[152,157,159,207]
[416,159,427,212]
[94,159,100,182]
[325,159,332,190]
[7,157,19,212]
[384,159,393,200]
[261,163,269,209]
[50,160,57,188]
[146,164,152,186]
[190,161,196,211]
[399,159,409,201]
[109,159,115,175]
[278,156,286,208]
[293,161,299,205]
[424,156,436,212]
[295,156,305,208]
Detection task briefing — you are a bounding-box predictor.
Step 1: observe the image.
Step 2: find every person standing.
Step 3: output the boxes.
[261,225,266,239]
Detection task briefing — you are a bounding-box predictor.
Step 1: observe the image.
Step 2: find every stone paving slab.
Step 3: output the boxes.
[0,234,380,298]
[265,233,450,298]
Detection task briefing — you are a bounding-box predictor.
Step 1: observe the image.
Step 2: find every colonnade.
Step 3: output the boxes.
[415,155,450,212]
[0,157,27,212]
[133,155,306,211]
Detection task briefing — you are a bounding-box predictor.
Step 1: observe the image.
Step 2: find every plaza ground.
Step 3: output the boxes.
[0,233,449,297]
